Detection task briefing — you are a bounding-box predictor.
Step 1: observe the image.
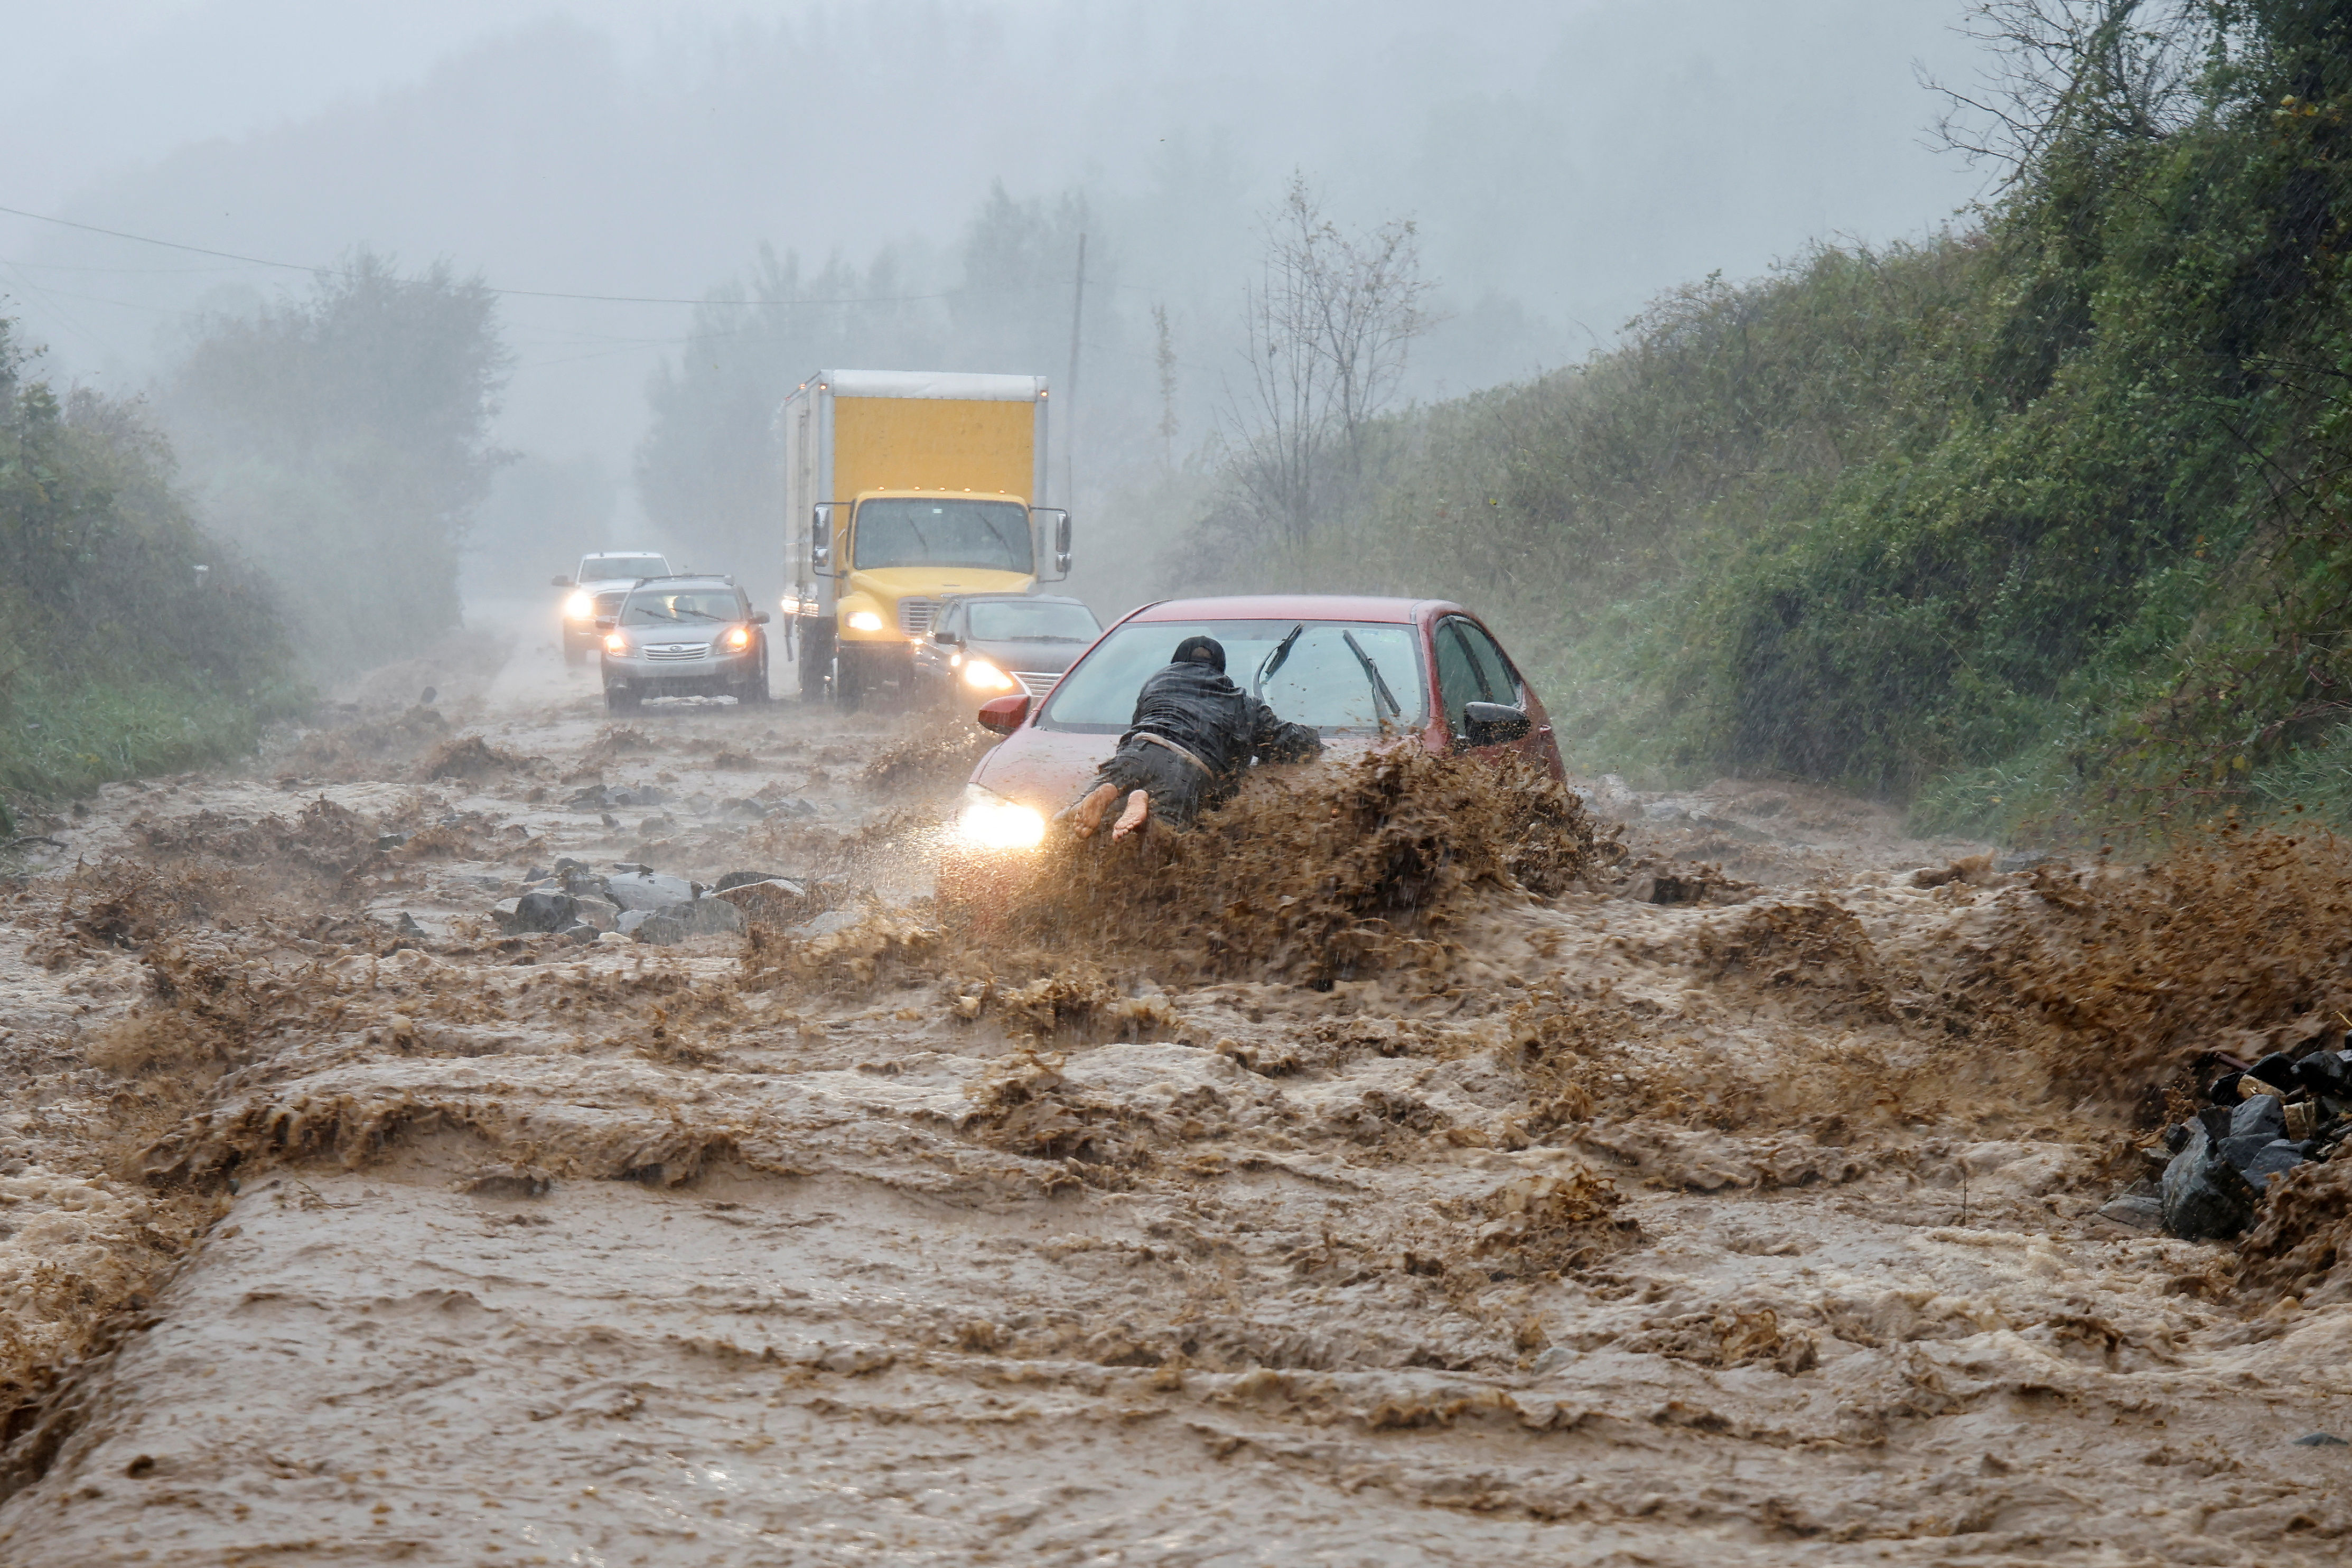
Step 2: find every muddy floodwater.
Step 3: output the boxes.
[3,626,2349,1566]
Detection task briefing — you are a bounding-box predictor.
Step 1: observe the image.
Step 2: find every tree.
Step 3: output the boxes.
[1923,2,2226,182]
[163,250,510,668]
[1225,175,1432,549]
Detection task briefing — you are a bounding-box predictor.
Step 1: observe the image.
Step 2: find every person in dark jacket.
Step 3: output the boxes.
[1067,634,1323,840]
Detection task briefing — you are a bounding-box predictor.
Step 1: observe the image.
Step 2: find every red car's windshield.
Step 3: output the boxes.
[1037,619,1426,734]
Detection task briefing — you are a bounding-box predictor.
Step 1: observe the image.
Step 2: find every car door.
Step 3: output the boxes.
[1432,617,1492,754]
[1435,615,1555,764]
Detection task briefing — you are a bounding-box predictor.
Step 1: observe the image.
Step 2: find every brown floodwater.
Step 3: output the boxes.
[2,622,2348,1566]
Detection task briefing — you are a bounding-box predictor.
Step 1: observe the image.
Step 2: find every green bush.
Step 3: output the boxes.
[0,320,298,805]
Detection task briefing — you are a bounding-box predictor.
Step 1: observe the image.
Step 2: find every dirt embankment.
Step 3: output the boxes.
[2,647,2351,1564]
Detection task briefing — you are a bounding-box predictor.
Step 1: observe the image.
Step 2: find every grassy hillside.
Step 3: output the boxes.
[1185,3,2352,842]
[0,321,297,811]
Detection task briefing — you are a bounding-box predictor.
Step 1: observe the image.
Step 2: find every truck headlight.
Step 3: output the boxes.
[953,784,1045,851]
[847,610,885,632]
[564,590,594,620]
[961,656,1018,693]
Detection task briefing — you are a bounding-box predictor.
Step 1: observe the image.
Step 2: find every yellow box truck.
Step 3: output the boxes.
[779,370,1071,706]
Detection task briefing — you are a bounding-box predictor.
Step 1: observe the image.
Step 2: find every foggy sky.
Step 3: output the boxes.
[2,0,1991,539]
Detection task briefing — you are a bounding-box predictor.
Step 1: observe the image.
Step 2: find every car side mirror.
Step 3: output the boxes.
[977,694,1030,734]
[550,575,573,588]
[931,629,962,647]
[1461,701,1533,746]
[750,610,770,625]
[593,616,617,632]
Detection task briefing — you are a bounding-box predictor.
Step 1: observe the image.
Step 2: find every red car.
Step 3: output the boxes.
[940,594,1561,892]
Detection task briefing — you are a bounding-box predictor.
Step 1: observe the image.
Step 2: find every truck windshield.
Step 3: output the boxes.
[1037,620,1426,734]
[854,499,1032,573]
[967,600,1099,642]
[581,556,667,583]
[621,590,742,626]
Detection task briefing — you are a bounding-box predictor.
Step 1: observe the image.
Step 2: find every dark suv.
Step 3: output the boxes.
[597,575,771,712]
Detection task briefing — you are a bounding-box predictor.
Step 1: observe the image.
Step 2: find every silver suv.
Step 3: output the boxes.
[554,551,671,665]
[597,575,771,712]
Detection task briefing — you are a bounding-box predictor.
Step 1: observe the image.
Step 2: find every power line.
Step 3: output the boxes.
[0,202,961,309]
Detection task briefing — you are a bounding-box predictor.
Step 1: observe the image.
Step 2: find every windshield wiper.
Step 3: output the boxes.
[1253,623,1305,698]
[1341,630,1402,722]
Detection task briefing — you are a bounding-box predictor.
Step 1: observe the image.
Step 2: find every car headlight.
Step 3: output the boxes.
[960,655,1018,693]
[564,590,594,620]
[846,610,885,633]
[953,783,1045,851]
[723,625,753,651]
[603,631,630,655]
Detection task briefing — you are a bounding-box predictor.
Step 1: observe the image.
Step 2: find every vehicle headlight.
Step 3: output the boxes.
[846,610,885,633]
[953,784,1045,851]
[564,590,594,620]
[961,656,1018,693]
[603,631,630,655]
[723,625,753,651]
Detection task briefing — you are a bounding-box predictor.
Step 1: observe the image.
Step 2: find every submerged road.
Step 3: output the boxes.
[0,615,2346,1565]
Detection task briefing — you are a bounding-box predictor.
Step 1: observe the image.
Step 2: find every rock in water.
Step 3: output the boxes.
[630,912,689,946]
[712,877,809,925]
[679,897,743,935]
[507,889,578,934]
[604,870,698,911]
[2161,1116,2258,1239]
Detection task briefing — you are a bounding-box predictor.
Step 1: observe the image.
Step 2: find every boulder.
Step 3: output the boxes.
[679,897,744,935]
[2232,1095,2287,1143]
[2247,1052,2302,1093]
[506,888,578,934]
[713,877,809,925]
[2161,1115,2258,1239]
[629,911,689,946]
[605,870,698,912]
[570,894,621,932]
[2242,1139,2308,1185]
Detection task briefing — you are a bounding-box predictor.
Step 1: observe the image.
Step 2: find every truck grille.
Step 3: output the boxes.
[897,598,938,636]
[645,642,710,660]
[1013,671,1060,700]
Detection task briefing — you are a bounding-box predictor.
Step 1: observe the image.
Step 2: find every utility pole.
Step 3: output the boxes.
[1063,231,1086,507]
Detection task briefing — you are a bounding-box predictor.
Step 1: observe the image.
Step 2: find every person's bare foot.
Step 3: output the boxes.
[1069,782,1122,839]
[1110,789,1151,841]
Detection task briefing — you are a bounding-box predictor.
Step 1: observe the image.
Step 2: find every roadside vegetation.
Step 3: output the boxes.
[0,320,296,811]
[1186,1,2352,843]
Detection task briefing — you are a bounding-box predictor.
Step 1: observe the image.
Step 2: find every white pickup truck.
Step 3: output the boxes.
[552,552,671,665]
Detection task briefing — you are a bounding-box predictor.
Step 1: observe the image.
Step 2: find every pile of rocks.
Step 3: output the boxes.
[2139,1049,2351,1238]
[492,858,818,946]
